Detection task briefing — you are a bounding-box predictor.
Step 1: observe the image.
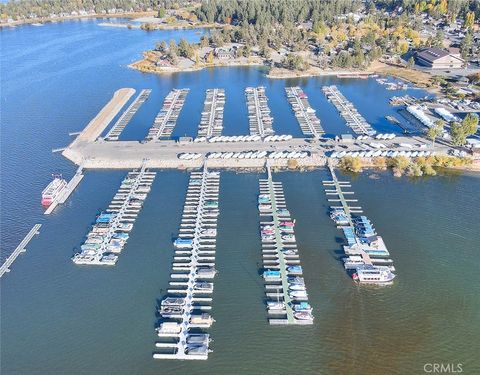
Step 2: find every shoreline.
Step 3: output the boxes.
[0,11,157,28]
[128,59,265,75]
[129,54,438,94]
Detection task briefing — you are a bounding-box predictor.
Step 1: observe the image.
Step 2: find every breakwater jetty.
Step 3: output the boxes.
[259,166,314,324]
[154,167,220,360]
[74,88,135,144]
[0,224,42,278]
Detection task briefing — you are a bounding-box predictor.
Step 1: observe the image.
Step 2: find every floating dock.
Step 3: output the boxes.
[322,85,376,136]
[104,89,151,141]
[285,87,324,138]
[154,167,220,360]
[258,166,314,325]
[0,224,42,278]
[245,86,274,136]
[72,163,156,266]
[197,89,225,138]
[44,166,84,215]
[146,89,189,141]
[323,164,396,284]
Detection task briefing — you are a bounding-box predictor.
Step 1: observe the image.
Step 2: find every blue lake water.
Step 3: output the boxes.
[1,19,479,375]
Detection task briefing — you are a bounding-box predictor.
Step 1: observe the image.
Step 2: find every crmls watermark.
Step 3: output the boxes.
[424,363,463,373]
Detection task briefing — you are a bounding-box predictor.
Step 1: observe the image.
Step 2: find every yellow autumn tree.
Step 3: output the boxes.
[206,51,214,64]
[465,11,475,30]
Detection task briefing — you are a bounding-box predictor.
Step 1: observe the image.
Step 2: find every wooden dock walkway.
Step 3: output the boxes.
[0,224,42,278]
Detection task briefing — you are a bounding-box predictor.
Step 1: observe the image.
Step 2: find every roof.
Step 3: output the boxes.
[416,47,449,63]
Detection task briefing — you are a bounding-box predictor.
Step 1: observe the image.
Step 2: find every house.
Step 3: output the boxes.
[415,47,465,69]
[214,47,235,60]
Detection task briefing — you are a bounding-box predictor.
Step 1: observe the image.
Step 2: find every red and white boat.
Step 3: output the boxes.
[41,175,67,206]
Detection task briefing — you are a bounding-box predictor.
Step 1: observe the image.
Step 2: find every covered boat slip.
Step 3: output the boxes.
[245,86,275,136]
[197,88,225,138]
[145,88,189,141]
[72,163,156,266]
[104,89,152,141]
[285,86,324,138]
[322,85,376,136]
[154,167,220,360]
[259,166,314,325]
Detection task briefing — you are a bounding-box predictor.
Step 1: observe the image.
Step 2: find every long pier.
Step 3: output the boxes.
[259,166,313,325]
[285,87,324,138]
[322,85,376,136]
[154,167,220,360]
[44,166,84,215]
[0,224,42,278]
[104,89,151,141]
[146,89,189,141]
[323,164,395,280]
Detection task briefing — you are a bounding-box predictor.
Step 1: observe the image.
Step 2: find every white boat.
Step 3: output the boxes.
[353,266,396,285]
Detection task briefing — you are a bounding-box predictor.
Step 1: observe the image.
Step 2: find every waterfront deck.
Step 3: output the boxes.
[0,224,42,278]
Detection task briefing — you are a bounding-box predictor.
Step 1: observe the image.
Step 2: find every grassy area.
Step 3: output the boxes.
[368,61,434,89]
[338,155,474,176]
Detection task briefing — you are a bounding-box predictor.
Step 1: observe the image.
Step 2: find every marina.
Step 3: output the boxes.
[322,85,376,136]
[258,166,314,325]
[104,89,151,141]
[72,165,156,266]
[145,88,189,141]
[0,224,42,278]
[245,86,274,136]
[153,167,220,360]
[197,89,225,139]
[323,165,395,285]
[2,18,480,375]
[285,87,324,138]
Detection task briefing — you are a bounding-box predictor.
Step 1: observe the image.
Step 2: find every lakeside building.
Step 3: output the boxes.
[214,47,236,60]
[415,47,465,69]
